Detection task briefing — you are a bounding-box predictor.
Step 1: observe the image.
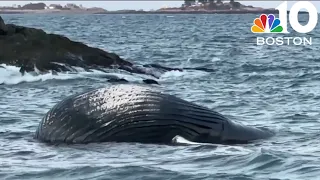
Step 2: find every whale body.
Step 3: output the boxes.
[34,84,274,144]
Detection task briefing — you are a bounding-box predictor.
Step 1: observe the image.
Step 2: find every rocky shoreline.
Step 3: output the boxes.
[97,9,280,14]
[0,9,106,14]
[0,1,284,15]
[0,9,281,15]
[0,15,193,84]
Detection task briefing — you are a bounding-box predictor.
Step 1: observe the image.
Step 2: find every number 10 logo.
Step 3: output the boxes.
[251,1,318,34]
[278,1,318,33]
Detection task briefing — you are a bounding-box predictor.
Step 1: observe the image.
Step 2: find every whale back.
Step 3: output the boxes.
[34,84,229,144]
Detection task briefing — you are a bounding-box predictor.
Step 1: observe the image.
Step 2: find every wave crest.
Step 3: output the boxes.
[0,64,142,85]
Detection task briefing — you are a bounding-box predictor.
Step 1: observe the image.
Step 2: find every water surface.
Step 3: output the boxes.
[0,14,319,180]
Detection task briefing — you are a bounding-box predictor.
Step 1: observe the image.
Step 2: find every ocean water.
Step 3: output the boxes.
[0,14,320,180]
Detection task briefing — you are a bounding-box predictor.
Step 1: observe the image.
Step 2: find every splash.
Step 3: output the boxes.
[0,63,210,85]
[159,69,208,81]
[172,135,206,145]
[0,64,141,85]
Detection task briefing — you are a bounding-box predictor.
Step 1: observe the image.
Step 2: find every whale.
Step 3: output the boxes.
[34,84,274,145]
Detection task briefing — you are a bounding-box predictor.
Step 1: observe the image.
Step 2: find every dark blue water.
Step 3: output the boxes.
[0,14,320,180]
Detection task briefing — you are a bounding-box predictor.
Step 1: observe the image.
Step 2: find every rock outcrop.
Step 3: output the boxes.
[0,16,7,35]
[0,16,213,83]
[0,16,135,74]
[157,0,278,14]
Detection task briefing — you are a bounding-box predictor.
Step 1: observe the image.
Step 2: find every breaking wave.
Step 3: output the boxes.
[0,64,144,85]
[0,64,209,85]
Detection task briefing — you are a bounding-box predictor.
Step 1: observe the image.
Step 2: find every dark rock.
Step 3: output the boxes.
[0,16,191,78]
[21,3,46,10]
[101,74,123,80]
[142,79,159,85]
[0,16,132,74]
[108,78,128,83]
[102,74,130,83]
[0,16,7,35]
[231,2,241,9]
[144,63,215,73]
[106,76,159,85]
[102,72,159,85]
[143,63,183,72]
[183,66,215,72]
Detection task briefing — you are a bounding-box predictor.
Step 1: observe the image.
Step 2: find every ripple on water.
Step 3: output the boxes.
[0,13,319,180]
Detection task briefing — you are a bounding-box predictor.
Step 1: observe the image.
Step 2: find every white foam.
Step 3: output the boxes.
[0,64,141,85]
[0,65,77,85]
[211,57,221,62]
[172,135,207,145]
[172,135,253,154]
[159,69,208,81]
[0,63,210,85]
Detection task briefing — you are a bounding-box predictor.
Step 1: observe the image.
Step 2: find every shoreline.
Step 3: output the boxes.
[97,9,281,14]
[0,9,293,15]
[0,9,311,15]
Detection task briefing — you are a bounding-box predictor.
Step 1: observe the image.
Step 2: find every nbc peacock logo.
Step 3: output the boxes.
[253,1,318,46]
[251,14,283,33]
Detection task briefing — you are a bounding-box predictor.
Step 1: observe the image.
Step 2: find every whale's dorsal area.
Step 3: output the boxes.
[34,84,274,145]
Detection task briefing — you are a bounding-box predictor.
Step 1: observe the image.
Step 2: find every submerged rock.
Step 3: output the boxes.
[142,79,159,85]
[107,78,129,83]
[104,73,159,85]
